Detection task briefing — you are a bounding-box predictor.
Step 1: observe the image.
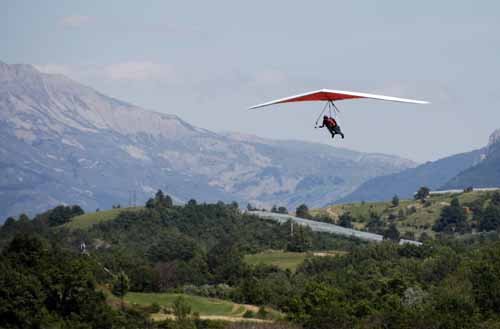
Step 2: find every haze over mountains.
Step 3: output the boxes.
[0,61,417,220]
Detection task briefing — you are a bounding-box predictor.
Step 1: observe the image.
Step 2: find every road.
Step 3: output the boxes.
[248,211,422,245]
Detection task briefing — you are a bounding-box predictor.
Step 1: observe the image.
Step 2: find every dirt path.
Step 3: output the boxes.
[151,313,273,323]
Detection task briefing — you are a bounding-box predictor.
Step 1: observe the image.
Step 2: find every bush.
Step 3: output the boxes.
[243,310,256,318]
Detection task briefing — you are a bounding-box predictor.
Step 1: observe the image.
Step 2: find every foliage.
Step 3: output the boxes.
[295,204,311,219]
[34,204,84,226]
[337,212,353,228]
[286,224,312,252]
[433,197,469,233]
[384,223,400,241]
[112,270,130,298]
[392,195,400,207]
[0,234,149,328]
[415,186,430,201]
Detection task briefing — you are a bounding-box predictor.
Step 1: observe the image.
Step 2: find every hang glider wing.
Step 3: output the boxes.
[248,89,429,110]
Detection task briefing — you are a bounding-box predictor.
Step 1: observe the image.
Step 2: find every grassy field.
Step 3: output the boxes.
[244,250,346,271]
[122,292,283,322]
[126,292,243,316]
[312,190,494,238]
[63,207,142,230]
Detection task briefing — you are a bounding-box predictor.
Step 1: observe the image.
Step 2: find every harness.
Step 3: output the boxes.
[314,100,341,128]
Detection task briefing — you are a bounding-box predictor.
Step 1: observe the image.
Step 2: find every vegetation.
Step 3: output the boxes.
[313,190,500,239]
[0,234,152,329]
[244,251,308,271]
[414,186,430,201]
[2,189,500,328]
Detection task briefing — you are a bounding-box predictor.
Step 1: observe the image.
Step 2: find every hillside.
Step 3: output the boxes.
[442,129,500,189]
[0,61,415,221]
[338,148,485,204]
[314,189,498,239]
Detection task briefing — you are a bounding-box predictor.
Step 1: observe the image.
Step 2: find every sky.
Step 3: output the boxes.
[2,0,500,162]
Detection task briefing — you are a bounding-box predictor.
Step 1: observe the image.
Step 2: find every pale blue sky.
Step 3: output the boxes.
[2,1,500,161]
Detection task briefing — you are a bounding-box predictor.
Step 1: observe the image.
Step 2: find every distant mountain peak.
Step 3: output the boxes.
[0,60,415,220]
[488,129,500,148]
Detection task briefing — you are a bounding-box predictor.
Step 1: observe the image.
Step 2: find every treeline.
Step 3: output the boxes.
[283,237,500,328]
[0,234,151,329]
[0,191,360,299]
[433,190,500,234]
[3,191,500,328]
[77,191,361,292]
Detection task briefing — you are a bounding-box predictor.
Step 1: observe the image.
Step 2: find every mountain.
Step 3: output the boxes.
[337,147,485,203]
[0,61,415,220]
[442,130,500,189]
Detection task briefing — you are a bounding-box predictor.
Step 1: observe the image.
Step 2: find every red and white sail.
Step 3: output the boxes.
[249,89,429,110]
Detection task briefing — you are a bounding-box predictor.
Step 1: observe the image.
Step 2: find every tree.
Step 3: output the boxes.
[146,189,174,209]
[2,216,16,228]
[296,204,311,219]
[392,195,400,207]
[478,205,500,232]
[338,212,353,228]
[415,187,430,201]
[491,191,500,207]
[112,271,130,309]
[173,296,196,329]
[277,206,288,214]
[366,214,384,234]
[287,225,313,252]
[271,205,278,213]
[433,197,469,233]
[384,224,400,241]
[18,213,30,222]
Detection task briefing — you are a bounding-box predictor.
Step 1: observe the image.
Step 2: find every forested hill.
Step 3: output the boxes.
[2,193,500,328]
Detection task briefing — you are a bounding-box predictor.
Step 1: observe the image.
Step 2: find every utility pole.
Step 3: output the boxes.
[290,221,294,238]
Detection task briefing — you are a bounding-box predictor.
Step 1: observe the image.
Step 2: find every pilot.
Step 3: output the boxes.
[319,115,344,139]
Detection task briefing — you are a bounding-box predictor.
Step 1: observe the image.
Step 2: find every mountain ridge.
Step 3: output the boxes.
[0,61,415,220]
[337,130,500,203]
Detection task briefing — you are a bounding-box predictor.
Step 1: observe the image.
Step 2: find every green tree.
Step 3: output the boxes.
[491,191,500,206]
[277,206,288,214]
[392,195,400,207]
[384,224,400,241]
[338,212,353,228]
[433,197,469,233]
[366,213,384,234]
[296,204,311,219]
[478,205,500,232]
[173,296,196,329]
[415,186,430,201]
[112,270,130,309]
[287,225,313,252]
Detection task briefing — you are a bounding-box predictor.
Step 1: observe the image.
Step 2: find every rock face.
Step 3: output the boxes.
[0,61,415,221]
[442,130,500,190]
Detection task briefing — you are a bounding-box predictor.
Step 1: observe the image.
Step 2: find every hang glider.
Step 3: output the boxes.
[248,88,429,110]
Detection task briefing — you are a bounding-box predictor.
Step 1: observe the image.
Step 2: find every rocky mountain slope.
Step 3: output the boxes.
[442,129,500,189]
[0,61,415,220]
[337,133,499,203]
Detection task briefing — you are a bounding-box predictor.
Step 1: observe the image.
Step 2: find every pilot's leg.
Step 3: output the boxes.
[327,126,336,138]
[334,126,344,139]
